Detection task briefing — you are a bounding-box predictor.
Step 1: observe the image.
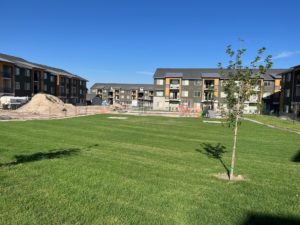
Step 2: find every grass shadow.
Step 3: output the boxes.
[0,148,80,167]
[196,143,229,176]
[242,213,300,225]
[292,150,300,163]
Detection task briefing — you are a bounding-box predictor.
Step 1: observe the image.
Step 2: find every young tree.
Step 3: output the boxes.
[218,44,272,180]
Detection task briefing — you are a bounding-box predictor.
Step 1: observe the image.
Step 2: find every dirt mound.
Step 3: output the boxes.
[17,94,75,116]
[214,173,246,182]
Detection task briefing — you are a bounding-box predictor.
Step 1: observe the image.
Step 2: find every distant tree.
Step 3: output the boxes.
[218,43,272,180]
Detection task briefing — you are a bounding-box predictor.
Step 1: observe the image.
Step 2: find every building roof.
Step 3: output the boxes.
[0,53,87,81]
[91,83,154,90]
[154,68,287,80]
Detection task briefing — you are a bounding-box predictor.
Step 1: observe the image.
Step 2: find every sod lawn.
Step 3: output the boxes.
[246,114,300,132]
[0,115,299,225]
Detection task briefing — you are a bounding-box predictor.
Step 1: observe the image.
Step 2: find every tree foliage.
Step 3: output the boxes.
[219,45,273,125]
[218,44,273,180]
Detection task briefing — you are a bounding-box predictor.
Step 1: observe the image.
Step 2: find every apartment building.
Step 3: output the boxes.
[90,83,154,106]
[0,53,87,104]
[153,68,285,113]
[279,65,300,119]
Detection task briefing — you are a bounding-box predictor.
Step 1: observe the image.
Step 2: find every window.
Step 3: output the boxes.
[285,89,290,98]
[50,76,54,82]
[121,95,124,99]
[182,80,189,86]
[44,73,47,79]
[80,89,83,94]
[60,86,65,94]
[194,80,201,86]
[51,87,55,94]
[4,79,11,90]
[44,85,47,91]
[156,91,164,97]
[26,69,31,77]
[15,82,20,90]
[24,82,31,91]
[286,73,291,82]
[15,68,20,75]
[170,79,179,84]
[121,90,125,94]
[156,79,164,85]
[194,91,201,97]
[264,81,271,86]
[182,91,188,97]
[285,105,289,113]
[80,80,83,85]
[296,86,300,97]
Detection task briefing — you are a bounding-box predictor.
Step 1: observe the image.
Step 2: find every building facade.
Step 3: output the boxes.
[279,65,300,119]
[0,53,87,104]
[90,83,154,107]
[153,68,285,114]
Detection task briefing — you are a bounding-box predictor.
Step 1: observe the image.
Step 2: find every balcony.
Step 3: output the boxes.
[202,98,214,102]
[204,85,219,92]
[252,85,261,92]
[1,71,12,78]
[170,84,180,89]
[166,97,181,102]
[0,87,13,93]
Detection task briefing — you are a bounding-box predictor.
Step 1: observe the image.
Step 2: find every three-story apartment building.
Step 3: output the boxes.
[279,65,300,119]
[153,68,285,113]
[90,83,154,107]
[0,53,87,104]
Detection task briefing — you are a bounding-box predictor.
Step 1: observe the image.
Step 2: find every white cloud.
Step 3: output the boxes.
[136,71,153,75]
[273,51,300,60]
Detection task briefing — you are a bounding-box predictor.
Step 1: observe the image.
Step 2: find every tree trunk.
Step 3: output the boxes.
[229,115,239,180]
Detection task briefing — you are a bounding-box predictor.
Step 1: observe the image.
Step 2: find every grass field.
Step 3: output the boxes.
[0,115,299,225]
[246,114,300,132]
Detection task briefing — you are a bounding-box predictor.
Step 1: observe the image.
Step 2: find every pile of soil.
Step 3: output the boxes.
[17,94,75,116]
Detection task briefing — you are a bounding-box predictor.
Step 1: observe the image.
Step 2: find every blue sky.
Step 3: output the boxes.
[1,0,300,87]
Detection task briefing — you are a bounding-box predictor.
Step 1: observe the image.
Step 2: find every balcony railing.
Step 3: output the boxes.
[167,97,180,101]
[204,85,219,91]
[170,84,180,89]
[1,71,13,78]
[203,98,214,101]
[0,87,13,93]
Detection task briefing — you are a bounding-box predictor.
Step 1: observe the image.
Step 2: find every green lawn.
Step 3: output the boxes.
[246,114,300,132]
[0,115,299,225]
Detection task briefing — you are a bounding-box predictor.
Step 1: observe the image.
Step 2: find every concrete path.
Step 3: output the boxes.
[244,118,300,135]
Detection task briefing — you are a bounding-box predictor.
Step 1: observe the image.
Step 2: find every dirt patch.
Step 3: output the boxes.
[214,173,246,182]
[108,117,128,120]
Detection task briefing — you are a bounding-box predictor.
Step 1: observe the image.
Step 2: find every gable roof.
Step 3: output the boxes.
[0,53,87,81]
[91,83,154,90]
[154,68,287,80]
